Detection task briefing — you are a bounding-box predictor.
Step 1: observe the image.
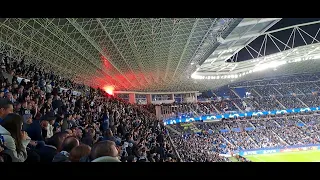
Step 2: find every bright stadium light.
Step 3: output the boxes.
[191,72,202,79]
[253,61,287,72]
[231,75,235,78]
[235,74,238,78]
[216,76,220,79]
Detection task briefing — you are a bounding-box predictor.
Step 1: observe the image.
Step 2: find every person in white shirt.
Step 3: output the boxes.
[46,81,52,94]
[41,112,56,139]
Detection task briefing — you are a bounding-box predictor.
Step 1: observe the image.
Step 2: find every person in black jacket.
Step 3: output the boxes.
[25,117,43,142]
[52,136,79,162]
[36,132,68,162]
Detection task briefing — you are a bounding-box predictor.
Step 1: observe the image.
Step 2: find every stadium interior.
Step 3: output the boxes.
[1,18,320,162]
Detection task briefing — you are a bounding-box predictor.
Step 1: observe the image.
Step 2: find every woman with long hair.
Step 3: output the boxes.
[0,113,31,162]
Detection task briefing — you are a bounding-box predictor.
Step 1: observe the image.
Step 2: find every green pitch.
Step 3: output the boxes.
[245,150,320,162]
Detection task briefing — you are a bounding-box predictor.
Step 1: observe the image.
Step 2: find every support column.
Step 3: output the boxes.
[170,94,174,100]
[155,105,162,120]
[129,93,136,104]
[146,94,152,104]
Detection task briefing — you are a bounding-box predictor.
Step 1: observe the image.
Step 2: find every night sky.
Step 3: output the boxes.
[229,18,320,62]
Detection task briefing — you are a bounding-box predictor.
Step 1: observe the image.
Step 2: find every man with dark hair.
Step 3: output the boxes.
[36,132,68,162]
[52,136,79,162]
[0,98,13,123]
[41,111,56,139]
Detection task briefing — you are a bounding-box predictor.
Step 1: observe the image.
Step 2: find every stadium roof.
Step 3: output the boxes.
[0,18,320,92]
[195,19,320,89]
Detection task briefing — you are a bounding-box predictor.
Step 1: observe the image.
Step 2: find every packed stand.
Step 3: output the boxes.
[170,133,231,162]
[296,82,317,94]
[0,57,177,163]
[277,84,304,96]
[254,86,281,97]
[277,96,307,109]
[168,114,320,162]
[300,95,320,107]
[254,97,283,111]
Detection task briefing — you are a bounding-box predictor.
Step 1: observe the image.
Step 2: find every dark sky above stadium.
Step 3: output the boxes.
[234,18,320,62]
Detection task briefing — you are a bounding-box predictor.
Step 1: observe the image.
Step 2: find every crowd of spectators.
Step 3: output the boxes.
[168,114,320,162]
[154,73,320,121]
[0,56,177,163]
[277,96,306,109]
[299,95,320,107]
[254,86,281,97]
[170,133,231,162]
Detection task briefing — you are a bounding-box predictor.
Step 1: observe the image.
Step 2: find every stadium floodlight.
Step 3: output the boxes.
[216,76,220,79]
[231,75,235,78]
[191,72,202,79]
[235,74,238,78]
[253,61,286,72]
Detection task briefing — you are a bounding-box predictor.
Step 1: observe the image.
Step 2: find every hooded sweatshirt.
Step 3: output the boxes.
[0,125,31,162]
